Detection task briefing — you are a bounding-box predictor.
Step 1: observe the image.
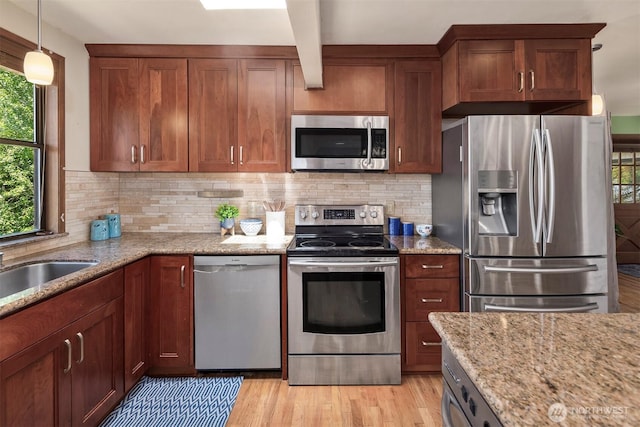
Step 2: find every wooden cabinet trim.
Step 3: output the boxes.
[86,44,298,59]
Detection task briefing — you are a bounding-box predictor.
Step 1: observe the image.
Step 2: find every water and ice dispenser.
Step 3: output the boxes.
[477,170,517,236]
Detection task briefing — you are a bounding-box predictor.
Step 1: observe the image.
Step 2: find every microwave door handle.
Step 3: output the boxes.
[365,120,372,166]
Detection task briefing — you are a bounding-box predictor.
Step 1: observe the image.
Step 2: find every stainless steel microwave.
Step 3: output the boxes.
[291,115,389,171]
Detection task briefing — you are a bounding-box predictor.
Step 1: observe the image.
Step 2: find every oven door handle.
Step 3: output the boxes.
[288,260,397,267]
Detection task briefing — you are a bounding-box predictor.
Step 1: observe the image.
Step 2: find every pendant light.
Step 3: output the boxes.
[23,0,54,85]
[591,43,605,116]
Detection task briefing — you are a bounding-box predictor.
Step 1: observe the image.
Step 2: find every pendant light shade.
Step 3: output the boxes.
[24,0,54,85]
[24,50,54,85]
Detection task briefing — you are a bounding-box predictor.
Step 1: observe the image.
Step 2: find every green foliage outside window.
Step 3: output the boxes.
[0,68,38,236]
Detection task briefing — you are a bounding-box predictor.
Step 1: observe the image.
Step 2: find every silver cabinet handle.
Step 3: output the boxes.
[484,265,598,274]
[397,147,402,164]
[517,71,524,93]
[529,70,535,91]
[140,145,146,164]
[64,339,72,373]
[421,341,442,347]
[239,145,244,166]
[131,145,137,164]
[484,302,599,313]
[230,146,234,165]
[180,265,185,288]
[421,298,443,303]
[76,332,84,364]
[421,264,443,269]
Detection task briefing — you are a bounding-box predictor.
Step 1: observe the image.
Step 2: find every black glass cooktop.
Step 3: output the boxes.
[287,233,398,256]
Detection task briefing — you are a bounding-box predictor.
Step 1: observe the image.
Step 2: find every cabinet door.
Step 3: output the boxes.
[292,61,389,113]
[70,297,124,427]
[237,59,286,172]
[139,59,189,172]
[189,59,238,172]
[458,40,525,102]
[124,258,149,393]
[393,60,442,173]
[524,39,591,101]
[90,58,140,172]
[148,256,194,374]
[0,331,71,427]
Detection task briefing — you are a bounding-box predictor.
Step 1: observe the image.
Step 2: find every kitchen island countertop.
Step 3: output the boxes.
[429,312,640,426]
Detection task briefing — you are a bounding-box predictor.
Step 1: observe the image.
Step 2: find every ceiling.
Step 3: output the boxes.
[8,0,640,116]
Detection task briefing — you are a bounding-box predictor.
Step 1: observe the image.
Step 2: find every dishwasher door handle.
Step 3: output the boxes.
[194,264,263,274]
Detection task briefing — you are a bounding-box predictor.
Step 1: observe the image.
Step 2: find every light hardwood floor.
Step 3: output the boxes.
[619,272,640,313]
[226,374,443,427]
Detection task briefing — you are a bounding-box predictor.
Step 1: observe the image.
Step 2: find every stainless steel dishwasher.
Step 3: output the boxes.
[194,255,281,370]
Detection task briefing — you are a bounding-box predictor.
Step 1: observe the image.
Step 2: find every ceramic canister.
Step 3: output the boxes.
[104,213,121,238]
[402,221,414,236]
[90,219,109,241]
[388,216,401,235]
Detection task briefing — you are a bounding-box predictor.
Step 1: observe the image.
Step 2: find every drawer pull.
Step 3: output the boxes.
[421,298,443,303]
[421,341,442,347]
[421,264,444,269]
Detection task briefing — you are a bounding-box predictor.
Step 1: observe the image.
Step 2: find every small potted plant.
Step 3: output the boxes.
[215,203,239,233]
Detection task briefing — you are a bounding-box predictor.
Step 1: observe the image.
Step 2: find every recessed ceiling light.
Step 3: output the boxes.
[200,0,287,9]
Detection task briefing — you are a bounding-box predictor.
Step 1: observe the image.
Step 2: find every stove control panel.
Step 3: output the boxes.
[295,204,384,226]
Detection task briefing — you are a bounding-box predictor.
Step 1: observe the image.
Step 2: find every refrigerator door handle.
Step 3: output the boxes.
[484,302,599,313]
[483,264,598,274]
[529,128,544,243]
[543,128,556,243]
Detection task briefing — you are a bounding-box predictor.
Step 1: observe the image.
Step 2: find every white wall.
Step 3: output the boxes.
[1,1,91,171]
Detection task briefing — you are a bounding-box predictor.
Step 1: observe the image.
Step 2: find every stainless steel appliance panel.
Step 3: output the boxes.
[194,255,281,370]
[287,256,400,355]
[466,294,608,313]
[466,256,608,295]
[288,354,401,385]
[540,116,609,257]
[467,115,541,257]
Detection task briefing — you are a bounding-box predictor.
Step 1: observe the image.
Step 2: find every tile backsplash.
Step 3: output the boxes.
[4,170,432,260]
[118,172,432,233]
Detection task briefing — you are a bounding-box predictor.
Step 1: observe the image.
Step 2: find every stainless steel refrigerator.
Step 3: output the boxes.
[433,115,616,313]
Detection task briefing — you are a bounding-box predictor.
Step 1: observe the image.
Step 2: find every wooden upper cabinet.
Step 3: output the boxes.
[188,59,238,172]
[439,24,604,115]
[237,59,287,172]
[90,58,140,172]
[90,57,188,172]
[139,58,189,171]
[292,61,390,114]
[393,60,442,174]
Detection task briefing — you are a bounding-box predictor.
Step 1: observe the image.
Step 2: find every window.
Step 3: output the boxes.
[0,67,45,237]
[0,28,64,242]
[612,142,640,204]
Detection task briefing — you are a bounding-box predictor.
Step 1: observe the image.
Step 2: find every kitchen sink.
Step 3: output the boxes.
[0,261,98,299]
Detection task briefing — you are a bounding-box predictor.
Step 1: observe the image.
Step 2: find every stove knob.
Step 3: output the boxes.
[370,210,378,218]
[359,211,367,218]
[299,210,307,219]
[311,211,319,219]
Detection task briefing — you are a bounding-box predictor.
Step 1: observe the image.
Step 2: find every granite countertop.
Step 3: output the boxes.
[0,232,461,318]
[429,312,640,426]
[387,235,462,254]
[0,232,292,318]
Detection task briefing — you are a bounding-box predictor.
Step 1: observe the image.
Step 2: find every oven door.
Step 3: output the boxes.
[287,256,400,354]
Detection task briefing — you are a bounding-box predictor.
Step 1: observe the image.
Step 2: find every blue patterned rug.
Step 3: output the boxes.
[618,264,640,278]
[99,376,242,427]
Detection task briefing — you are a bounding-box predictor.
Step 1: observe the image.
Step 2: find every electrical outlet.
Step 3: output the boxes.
[385,201,395,215]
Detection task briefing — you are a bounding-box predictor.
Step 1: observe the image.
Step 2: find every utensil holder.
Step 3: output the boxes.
[266,211,285,239]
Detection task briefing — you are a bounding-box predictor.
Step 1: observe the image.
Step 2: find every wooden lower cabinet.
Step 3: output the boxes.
[402,255,460,373]
[148,255,194,375]
[0,270,124,427]
[124,257,150,392]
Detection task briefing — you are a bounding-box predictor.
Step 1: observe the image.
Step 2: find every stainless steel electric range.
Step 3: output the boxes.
[287,204,401,385]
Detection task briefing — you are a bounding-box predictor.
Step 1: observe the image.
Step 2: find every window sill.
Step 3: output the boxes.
[0,232,69,251]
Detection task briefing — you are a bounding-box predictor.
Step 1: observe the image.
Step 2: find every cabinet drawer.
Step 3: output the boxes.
[404,255,459,278]
[405,278,459,321]
[405,322,442,368]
